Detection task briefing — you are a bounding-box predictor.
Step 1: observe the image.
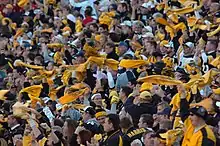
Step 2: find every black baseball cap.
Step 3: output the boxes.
[189,106,208,120]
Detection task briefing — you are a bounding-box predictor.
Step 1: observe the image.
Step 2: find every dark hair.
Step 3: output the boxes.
[106,42,115,49]
[53,118,64,127]
[27,53,35,61]
[106,114,120,130]
[90,23,99,30]
[121,86,133,97]
[78,129,92,145]
[140,114,154,128]
[66,119,78,131]
[119,2,128,10]
[99,24,109,31]
[85,9,92,16]
[53,131,67,146]
[120,117,133,129]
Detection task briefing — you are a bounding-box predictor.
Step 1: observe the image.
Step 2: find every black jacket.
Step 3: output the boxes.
[107,51,119,61]
[125,102,157,127]
[121,127,146,146]
[99,130,122,146]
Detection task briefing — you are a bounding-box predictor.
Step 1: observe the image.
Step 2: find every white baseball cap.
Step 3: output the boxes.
[142,32,154,38]
[120,20,132,27]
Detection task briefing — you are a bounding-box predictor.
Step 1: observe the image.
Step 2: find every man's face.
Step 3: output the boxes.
[121,25,130,34]
[98,27,105,33]
[174,72,182,80]
[8,115,15,128]
[205,41,216,53]
[138,117,146,128]
[118,45,127,56]
[189,113,200,127]
[97,116,106,126]
[183,46,193,55]
[103,118,113,132]
[82,112,90,122]
[157,105,164,113]
[117,4,125,13]
[119,89,125,99]
[105,45,113,54]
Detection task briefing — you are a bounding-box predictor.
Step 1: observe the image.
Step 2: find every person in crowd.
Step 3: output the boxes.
[0,0,219,146]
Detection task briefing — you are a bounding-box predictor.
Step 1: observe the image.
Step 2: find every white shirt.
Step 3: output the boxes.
[69,0,98,19]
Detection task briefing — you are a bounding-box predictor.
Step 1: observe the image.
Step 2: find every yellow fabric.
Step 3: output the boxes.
[99,11,115,27]
[38,69,56,77]
[182,119,216,146]
[14,60,43,70]
[168,13,179,23]
[2,17,12,26]
[39,137,47,146]
[173,22,187,32]
[184,69,219,94]
[95,111,107,118]
[170,6,194,15]
[119,135,123,146]
[48,85,65,101]
[140,91,152,100]
[105,59,119,71]
[130,41,143,50]
[54,52,63,65]
[62,26,72,33]
[173,116,184,129]
[160,40,169,47]
[210,56,220,67]
[162,57,174,68]
[47,43,64,49]
[159,129,183,146]
[88,56,119,70]
[140,82,153,92]
[187,17,198,27]
[19,85,43,102]
[23,135,32,146]
[156,31,165,41]
[146,56,157,64]
[18,0,29,8]
[83,43,99,57]
[111,95,120,104]
[207,25,220,37]
[156,17,174,29]
[190,98,215,114]
[165,26,175,40]
[41,28,53,33]
[12,102,29,119]
[14,28,24,39]
[170,92,191,114]
[138,75,183,85]
[94,134,102,142]
[72,104,86,110]
[119,59,147,68]
[0,90,9,101]
[213,88,220,95]
[75,19,83,33]
[61,70,72,85]
[58,88,87,104]
[95,35,101,42]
